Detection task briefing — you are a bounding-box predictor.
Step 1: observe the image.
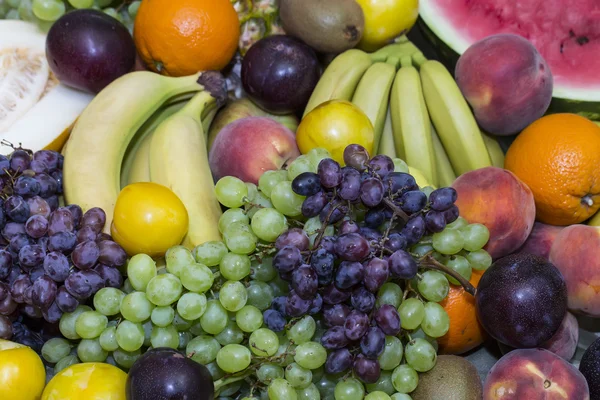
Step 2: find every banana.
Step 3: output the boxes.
[351,62,396,153]
[431,124,457,187]
[481,131,506,168]
[148,86,227,249]
[303,49,372,117]
[589,211,600,226]
[377,108,397,158]
[409,166,435,189]
[390,56,437,187]
[417,55,492,175]
[63,70,211,234]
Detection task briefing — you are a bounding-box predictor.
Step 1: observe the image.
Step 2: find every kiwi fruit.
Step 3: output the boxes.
[279,0,365,54]
[411,355,483,400]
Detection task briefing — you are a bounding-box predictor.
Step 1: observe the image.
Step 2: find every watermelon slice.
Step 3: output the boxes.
[419,0,600,120]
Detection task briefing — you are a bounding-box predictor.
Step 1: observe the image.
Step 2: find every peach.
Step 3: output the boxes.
[483,348,590,400]
[455,34,553,136]
[549,224,600,317]
[452,167,536,259]
[208,116,301,184]
[516,222,565,261]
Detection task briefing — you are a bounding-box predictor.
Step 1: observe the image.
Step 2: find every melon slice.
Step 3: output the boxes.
[419,0,600,120]
[0,20,93,154]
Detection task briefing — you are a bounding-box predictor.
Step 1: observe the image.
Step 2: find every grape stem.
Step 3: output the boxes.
[419,255,477,296]
[382,198,410,223]
[309,203,339,260]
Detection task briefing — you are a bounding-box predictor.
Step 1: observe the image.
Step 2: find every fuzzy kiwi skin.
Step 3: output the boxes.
[411,355,483,400]
[279,0,365,54]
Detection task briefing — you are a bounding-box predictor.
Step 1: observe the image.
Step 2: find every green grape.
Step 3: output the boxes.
[467,249,492,271]
[411,327,439,352]
[390,394,413,400]
[432,228,465,255]
[219,280,248,312]
[236,305,263,333]
[411,242,434,258]
[216,176,249,208]
[391,364,419,393]
[116,320,145,352]
[404,338,437,372]
[246,280,275,311]
[287,316,316,344]
[216,344,252,373]
[200,300,228,335]
[378,336,403,371]
[42,338,71,363]
[151,306,175,327]
[127,254,157,291]
[417,271,449,302]
[68,0,94,8]
[245,182,259,201]
[6,9,20,19]
[270,181,305,217]
[7,0,21,7]
[193,240,228,266]
[365,392,392,400]
[245,190,274,219]
[268,378,298,400]
[172,311,194,331]
[392,158,409,173]
[445,255,472,285]
[145,273,183,306]
[334,378,365,400]
[316,375,336,399]
[186,335,221,365]
[421,302,450,338]
[377,282,403,309]
[59,305,92,340]
[218,380,243,397]
[113,348,141,369]
[120,292,154,323]
[366,371,395,395]
[215,320,244,346]
[251,208,288,242]
[151,325,179,349]
[32,0,65,21]
[18,0,35,21]
[307,148,331,172]
[189,320,205,336]
[223,222,258,255]
[250,257,277,282]
[249,328,279,357]
[122,278,135,294]
[303,216,324,236]
[296,383,320,399]
[165,245,195,277]
[259,170,289,198]
[461,223,490,251]
[447,216,468,230]
[93,287,125,316]
[286,362,312,389]
[103,7,120,21]
[287,155,313,180]
[294,341,327,370]
[142,320,153,347]
[54,355,79,374]
[273,340,296,367]
[179,262,214,293]
[269,275,291,297]
[220,253,251,281]
[77,338,108,363]
[99,326,119,352]
[75,311,108,339]
[257,363,284,382]
[311,366,324,383]
[177,292,207,320]
[219,208,249,233]
[178,331,192,349]
[398,298,425,330]
[127,0,141,18]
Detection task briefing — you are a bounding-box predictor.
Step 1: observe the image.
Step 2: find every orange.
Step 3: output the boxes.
[504,114,600,226]
[133,0,240,76]
[437,269,486,355]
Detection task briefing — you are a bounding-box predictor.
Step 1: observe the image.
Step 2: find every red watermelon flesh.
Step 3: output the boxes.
[425,0,600,90]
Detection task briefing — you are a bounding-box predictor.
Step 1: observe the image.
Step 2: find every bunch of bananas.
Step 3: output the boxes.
[62,70,228,248]
[304,39,505,188]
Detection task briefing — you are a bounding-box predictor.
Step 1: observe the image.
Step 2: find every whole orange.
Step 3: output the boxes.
[133,0,240,76]
[505,114,600,225]
[437,269,486,355]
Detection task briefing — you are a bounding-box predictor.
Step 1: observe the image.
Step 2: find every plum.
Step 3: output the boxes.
[580,336,600,400]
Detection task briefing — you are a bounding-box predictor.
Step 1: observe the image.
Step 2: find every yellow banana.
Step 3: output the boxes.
[431,125,457,187]
[63,71,208,233]
[409,166,436,189]
[377,108,397,158]
[481,131,506,168]
[303,49,372,117]
[589,211,600,226]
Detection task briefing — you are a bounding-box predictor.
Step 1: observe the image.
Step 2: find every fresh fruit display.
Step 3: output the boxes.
[0,339,45,400]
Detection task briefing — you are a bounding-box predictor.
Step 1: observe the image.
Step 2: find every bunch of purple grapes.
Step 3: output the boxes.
[263,144,460,384]
[0,148,127,347]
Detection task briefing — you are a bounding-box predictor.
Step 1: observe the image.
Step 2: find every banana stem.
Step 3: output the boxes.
[369,40,420,63]
[386,56,401,69]
[400,56,412,69]
[411,52,428,68]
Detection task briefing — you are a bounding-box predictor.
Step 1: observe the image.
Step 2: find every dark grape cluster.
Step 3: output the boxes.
[0,148,127,345]
[263,144,460,384]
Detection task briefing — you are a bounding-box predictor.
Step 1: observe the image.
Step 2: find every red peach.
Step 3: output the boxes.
[516,222,565,261]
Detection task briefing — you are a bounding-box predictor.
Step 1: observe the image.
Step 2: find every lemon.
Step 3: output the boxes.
[296,100,374,165]
[355,0,419,52]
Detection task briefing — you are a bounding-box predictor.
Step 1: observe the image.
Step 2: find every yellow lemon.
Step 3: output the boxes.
[42,363,127,400]
[0,340,45,400]
[355,0,419,51]
[296,100,374,164]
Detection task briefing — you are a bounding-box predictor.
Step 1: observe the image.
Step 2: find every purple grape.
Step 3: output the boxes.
[31,275,57,310]
[443,205,459,224]
[285,290,311,317]
[319,235,336,253]
[64,204,83,228]
[29,160,48,174]
[343,144,369,171]
[334,261,365,290]
[344,310,369,341]
[97,240,127,267]
[429,187,458,211]
[50,170,63,194]
[338,220,360,235]
[37,236,49,253]
[384,172,418,194]
[278,270,293,282]
[321,326,349,349]
[48,208,74,236]
[56,286,78,313]
[13,175,41,198]
[351,286,376,313]
[27,196,51,218]
[388,250,417,279]
[311,248,335,285]
[29,267,46,282]
[46,195,59,211]
[81,207,106,233]
[353,355,381,384]
[334,233,370,262]
[95,233,113,243]
[33,150,59,170]
[318,159,342,188]
[6,267,20,286]
[9,150,31,172]
[400,190,427,213]
[425,210,446,233]
[0,155,9,175]
[323,303,351,327]
[43,252,70,282]
[0,315,12,339]
[360,178,384,207]
[384,233,407,253]
[360,326,386,359]
[76,225,97,243]
[2,222,25,241]
[271,296,287,315]
[301,191,328,218]
[308,293,322,315]
[364,208,384,229]
[400,215,426,245]
[21,304,42,319]
[5,195,30,223]
[273,245,302,273]
[71,240,100,270]
[367,155,394,178]
[64,270,104,299]
[25,215,48,239]
[292,172,322,196]
[0,250,12,280]
[360,227,382,242]
[48,231,77,253]
[339,167,361,201]
[10,234,32,255]
[373,304,401,336]
[10,276,30,304]
[33,173,58,198]
[19,244,45,268]
[319,201,346,224]
[325,348,353,374]
[322,284,351,305]
[263,309,286,332]
[0,283,17,315]
[23,286,33,305]
[42,301,63,323]
[363,257,390,292]
[291,265,318,300]
[275,228,309,251]
[94,264,123,288]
